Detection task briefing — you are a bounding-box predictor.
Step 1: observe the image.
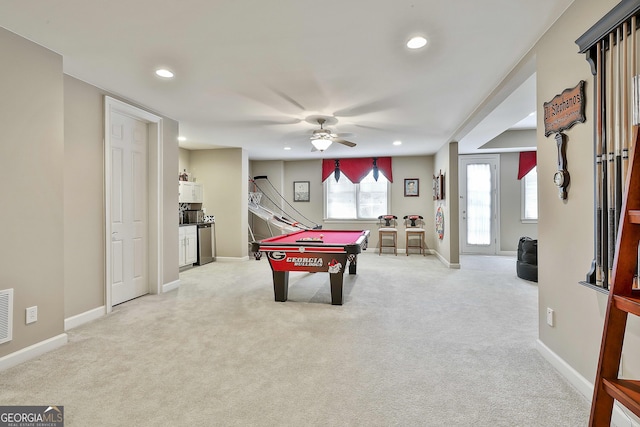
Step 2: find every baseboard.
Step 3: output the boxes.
[433,250,461,269]
[163,279,180,293]
[64,306,105,331]
[536,339,640,427]
[498,250,517,256]
[371,248,436,256]
[0,333,68,372]
[215,256,250,262]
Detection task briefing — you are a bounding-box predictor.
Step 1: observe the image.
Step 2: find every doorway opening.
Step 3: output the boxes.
[459,154,500,254]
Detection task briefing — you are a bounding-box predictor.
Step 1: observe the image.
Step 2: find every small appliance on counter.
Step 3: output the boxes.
[184,209,204,224]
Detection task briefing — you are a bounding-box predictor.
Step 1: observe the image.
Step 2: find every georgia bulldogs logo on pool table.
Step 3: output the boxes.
[267,251,287,261]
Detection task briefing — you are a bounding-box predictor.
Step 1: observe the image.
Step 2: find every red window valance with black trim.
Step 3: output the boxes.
[517,151,537,180]
[321,157,393,183]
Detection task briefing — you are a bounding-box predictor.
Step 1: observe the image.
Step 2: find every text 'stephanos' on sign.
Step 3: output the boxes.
[543,81,586,137]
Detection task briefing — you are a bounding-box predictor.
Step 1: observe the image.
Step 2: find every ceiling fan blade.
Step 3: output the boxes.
[270,88,307,112]
[240,118,302,126]
[211,117,301,127]
[333,95,400,117]
[354,123,388,131]
[332,138,356,147]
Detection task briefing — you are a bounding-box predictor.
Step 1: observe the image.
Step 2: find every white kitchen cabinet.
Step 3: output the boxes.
[192,183,203,203]
[179,225,197,267]
[179,182,204,204]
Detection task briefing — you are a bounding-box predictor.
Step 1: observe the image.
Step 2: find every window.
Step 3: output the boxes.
[325,170,389,220]
[521,166,538,222]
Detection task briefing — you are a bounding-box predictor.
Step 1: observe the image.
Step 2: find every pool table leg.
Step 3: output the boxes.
[272,271,289,302]
[329,273,344,305]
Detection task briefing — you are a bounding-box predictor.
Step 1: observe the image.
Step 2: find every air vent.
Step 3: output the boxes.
[0,289,13,344]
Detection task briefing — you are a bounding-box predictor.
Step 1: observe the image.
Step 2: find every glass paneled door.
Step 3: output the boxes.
[459,155,499,254]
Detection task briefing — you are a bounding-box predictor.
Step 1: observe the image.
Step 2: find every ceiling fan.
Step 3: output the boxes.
[310,118,356,151]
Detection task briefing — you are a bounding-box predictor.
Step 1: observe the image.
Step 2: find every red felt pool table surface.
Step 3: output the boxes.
[258,229,368,247]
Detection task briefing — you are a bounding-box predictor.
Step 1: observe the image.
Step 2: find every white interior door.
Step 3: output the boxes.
[110,111,148,305]
[460,155,499,254]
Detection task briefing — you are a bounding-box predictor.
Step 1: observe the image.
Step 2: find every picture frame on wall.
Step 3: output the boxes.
[433,170,445,200]
[293,181,310,202]
[404,178,419,197]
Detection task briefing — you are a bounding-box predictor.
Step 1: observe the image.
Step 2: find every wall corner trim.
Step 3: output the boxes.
[163,280,180,293]
[0,334,68,372]
[433,250,461,269]
[215,257,251,262]
[64,306,106,331]
[536,339,638,427]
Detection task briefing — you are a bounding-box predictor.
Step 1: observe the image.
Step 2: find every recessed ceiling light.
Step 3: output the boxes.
[284,146,292,150]
[155,68,174,78]
[393,140,402,146]
[178,136,186,142]
[407,36,427,49]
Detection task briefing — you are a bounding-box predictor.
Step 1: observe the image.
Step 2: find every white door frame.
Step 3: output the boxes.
[459,154,501,254]
[105,96,164,313]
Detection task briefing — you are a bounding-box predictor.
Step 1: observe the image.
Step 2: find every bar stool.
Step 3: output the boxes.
[404,215,426,256]
[377,215,398,255]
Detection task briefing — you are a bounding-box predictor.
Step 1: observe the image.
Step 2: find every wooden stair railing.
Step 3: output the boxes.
[590,127,640,425]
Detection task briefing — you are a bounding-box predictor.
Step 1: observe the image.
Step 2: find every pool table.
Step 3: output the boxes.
[251,229,370,305]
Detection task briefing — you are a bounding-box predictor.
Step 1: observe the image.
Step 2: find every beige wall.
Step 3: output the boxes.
[249,156,436,251]
[63,76,180,318]
[161,117,180,285]
[63,76,105,316]
[499,152,538,251]
[249,161,288,241]
[535,0,623,383]
[433,142,459,267]
[0,27,179,360]
[190,148,249,259]
[179,148,190,177]
[0,27,65,357]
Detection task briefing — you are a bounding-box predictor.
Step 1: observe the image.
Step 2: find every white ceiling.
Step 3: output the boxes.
[0,0,572,160]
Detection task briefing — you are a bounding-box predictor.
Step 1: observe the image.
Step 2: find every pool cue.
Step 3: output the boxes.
[615,27,623,233]
[596,40,605,287]
[622,22,629,186]
[631,16,637,130]
[608,32,616,287]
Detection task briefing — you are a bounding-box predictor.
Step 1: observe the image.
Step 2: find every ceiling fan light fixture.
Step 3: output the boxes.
[311,139,333,151]
[407,36,427,49]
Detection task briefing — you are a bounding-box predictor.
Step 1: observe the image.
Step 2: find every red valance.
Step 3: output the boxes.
[517,151,537,180]
[322,157,393,183]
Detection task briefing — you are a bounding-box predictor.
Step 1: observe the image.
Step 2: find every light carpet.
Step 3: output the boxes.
[0,253,589,426]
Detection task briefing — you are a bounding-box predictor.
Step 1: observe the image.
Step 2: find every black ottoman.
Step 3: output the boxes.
[517,237,538,282]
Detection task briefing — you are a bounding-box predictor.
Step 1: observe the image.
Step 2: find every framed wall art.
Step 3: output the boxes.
[293,181,310,202]
[433,170,445,200]
[404,178,419,197]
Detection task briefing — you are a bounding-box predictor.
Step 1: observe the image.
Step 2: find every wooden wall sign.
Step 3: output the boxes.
[543,81,586,137]
[543,81,586,200]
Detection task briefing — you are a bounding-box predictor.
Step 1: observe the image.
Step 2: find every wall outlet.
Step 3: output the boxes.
[546,307,554,327]
[25,306,37,324]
